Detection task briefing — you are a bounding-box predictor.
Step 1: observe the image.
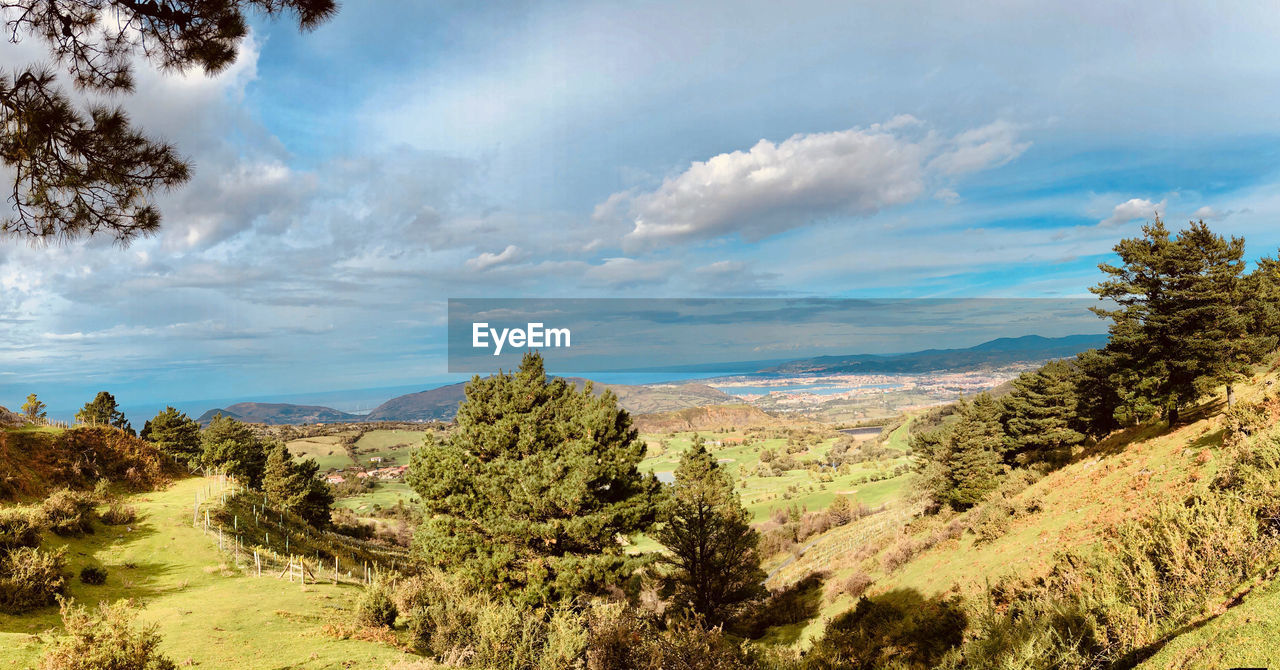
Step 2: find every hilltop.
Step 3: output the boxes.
[195,402,362,426]
[632,403,784,433]
[764,333,1108,375]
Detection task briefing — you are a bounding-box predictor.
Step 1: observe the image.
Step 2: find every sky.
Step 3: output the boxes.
[6,0,1280,417]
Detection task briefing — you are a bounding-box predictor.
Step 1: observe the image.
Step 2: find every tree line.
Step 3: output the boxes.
[917,218,1280,510]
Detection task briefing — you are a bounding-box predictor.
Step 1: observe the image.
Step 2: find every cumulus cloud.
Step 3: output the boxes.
[466,245,524,271]
[1099,198,1164,227]
[601,118,1029,250]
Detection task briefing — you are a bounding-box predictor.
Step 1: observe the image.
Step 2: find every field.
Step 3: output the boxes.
[0,477,412,669]
[638,428,913,524]
[285,434,353,471]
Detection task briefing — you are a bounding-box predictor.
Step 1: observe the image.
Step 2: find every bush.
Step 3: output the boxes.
[969,500,1014,545]
[79,565,108,586]
[0,546,67,613]
[41,489,97,537]
[833,572,873,601]
[354,576,398,628]
[0,508,43,553]
[39,598,176,670]
[101,503,137,526]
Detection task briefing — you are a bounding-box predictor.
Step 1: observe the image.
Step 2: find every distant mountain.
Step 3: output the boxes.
[363,379,738,422]
[362,382,469,422]
[763,334,1108,375]
[195,402,361,426]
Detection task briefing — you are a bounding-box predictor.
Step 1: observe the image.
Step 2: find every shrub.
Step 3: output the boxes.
[0,546,67,613]
[0,508,43,553]
[41,489,97,537]
[79,566,108,586]
[834,572,873,601]
[101,503,137,526]
[880,537,924,573]
[969,500,1014,545]
[354,576,398,628]
[39,598,176,670]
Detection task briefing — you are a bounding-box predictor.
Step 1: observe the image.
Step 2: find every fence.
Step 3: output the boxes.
[192,473,397,588]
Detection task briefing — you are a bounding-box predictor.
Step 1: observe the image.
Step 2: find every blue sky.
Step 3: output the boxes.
[6,0,1280,417]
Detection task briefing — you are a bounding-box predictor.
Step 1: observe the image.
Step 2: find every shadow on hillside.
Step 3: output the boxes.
[1076,395,1229,461]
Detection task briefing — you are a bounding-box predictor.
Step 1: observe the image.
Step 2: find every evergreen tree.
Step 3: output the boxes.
[75,391,129,432]
[407,353,659,604]
[915,395,1007,511]
[657,435,766,625]
[1000,359,1086,465]
[1239,254,1280,351]
[200,414,267,487]
[20,394,46,424]
[1092,219,1268,424]
[2,1,336,242]
[140,407,202,469]
[943,394,1006,508]
[1074,348,1125,439]
[262,443,333,528]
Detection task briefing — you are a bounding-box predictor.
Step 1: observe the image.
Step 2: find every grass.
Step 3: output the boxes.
[1140,574,1280,669]
[638,430,913,524]
[333,482,418,515]
[286,435,353,472]
[0,477,414,669]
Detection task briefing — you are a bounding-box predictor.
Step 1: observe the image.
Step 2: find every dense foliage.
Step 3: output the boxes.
[262,442,334,528]
[407,352,659,604]
[200,414,269,487]
[140,407,202,469]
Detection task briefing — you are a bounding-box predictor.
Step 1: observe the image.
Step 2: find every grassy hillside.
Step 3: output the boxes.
[768,363,1280,651]
[0,477,412,669]
[0,426,180,502]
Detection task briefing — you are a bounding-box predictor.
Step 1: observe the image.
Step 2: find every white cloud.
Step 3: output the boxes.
[465,245,523,271]
[928,120,1030,175]
[584,257,676,287]
[1099,198,1164,227]
[602,118,1028,250]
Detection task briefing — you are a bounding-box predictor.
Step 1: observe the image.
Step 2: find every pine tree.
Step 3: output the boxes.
[1092,219,1268,424]
[20,394,46,424]
[943,393,1006,509]
[2,1,336,242]
[1074,348,1125,438]
[1001,359,1086,465]
[75,391,129,432]
[407,352,659,603]
[262,443,333,528]
[200,414,268,487]
[657,435,766,625]
[140,407,202,468]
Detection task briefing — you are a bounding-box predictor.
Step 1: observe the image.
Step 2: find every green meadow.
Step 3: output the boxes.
[0,477,411,669]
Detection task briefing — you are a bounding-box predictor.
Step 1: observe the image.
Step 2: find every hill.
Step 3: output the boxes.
[195,402,362,425]
[0,425,180,501]
[364,379,737,422]
[768,361,1280,652]
[763,333,1108,375]
[631,403,785,433]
